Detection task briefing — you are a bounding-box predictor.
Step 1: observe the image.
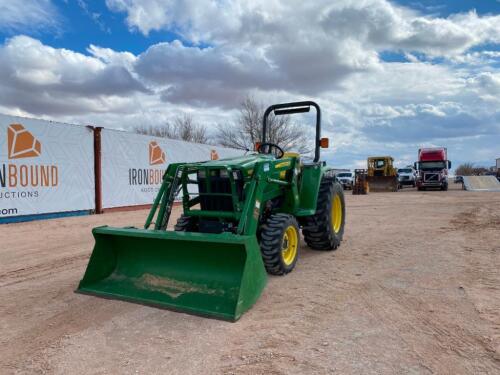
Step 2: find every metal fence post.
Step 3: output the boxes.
[93,127,103,214]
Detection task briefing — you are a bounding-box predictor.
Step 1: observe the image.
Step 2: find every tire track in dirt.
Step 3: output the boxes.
[1,297,133,374]
[355,203,500,373]
[0,253,89,287]
[450,205,500,363]
[217,255,346,374]
[2,190,500,374]
[373,284,500,372]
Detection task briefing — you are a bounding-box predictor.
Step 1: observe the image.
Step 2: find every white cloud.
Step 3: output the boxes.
[87,45,137,69]
[0,0,60,34]
[0,36,149,115]
[449,50,500,66]
[314,57,500,168]
[77,0,111,33]
[106,0,500,57]
[105,0,243,40]
[470,72,500,95]
[104,0,500,108]
[0,1,499,168]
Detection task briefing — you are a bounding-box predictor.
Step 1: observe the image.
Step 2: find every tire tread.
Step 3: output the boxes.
[260,213,299,275]
[302,178,345,251]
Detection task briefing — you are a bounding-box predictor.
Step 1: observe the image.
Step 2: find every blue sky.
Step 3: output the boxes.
[395,0,499,16]
[0,0,499,169]
[0,1,176,54]
[2,1,498,58]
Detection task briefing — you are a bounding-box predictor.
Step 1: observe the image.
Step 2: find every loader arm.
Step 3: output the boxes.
[144,163,185,230]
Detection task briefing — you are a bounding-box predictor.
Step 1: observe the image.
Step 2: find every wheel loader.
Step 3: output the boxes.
[77,101,346,321]
[366,156,399,192]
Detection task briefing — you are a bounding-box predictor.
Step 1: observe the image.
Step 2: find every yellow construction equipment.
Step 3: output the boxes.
[352,169,369,195]
[366,156,398,192]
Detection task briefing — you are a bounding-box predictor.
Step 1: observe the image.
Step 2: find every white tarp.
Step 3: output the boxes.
[101,129,243,208]
[0,114,95,218]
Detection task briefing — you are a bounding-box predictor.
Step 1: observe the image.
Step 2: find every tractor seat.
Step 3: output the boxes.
[283,152,300,159]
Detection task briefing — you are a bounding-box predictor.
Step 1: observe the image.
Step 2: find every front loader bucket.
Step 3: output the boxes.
[76,226,267,321]
[366,176,398,192]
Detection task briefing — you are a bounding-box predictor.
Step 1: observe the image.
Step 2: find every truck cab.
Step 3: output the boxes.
[397,167,416,188]
[336,171,353,190]
[415,148,451,191]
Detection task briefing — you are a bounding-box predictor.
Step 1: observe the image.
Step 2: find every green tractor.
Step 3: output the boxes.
[77,101,346,321]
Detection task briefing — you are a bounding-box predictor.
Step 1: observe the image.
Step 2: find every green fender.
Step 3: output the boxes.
[295,164,332,216]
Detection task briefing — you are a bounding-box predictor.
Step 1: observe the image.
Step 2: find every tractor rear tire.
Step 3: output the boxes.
[302,178,345,251]
[260,213,300,275]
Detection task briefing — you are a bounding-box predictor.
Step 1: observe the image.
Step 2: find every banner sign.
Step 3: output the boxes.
[101,129,243,208]
[0,114,95,218]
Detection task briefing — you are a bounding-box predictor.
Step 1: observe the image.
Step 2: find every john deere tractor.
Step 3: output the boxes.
[77,101,346,321]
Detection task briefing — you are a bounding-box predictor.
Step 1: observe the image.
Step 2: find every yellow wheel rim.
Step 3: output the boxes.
[331,194,342,233]
[282,225,298,266]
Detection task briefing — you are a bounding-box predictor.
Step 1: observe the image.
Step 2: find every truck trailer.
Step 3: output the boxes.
[415,148,451,191]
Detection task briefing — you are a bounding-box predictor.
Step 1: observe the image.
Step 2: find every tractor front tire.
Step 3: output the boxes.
[302,178,345,251]
[174,215,195,232]
[260,214,300,275]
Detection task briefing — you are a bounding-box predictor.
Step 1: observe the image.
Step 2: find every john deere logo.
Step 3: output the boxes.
[8,124,41,159]
[149,141,165,165]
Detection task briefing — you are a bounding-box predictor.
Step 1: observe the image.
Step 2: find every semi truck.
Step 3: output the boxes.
[414,148,451,191]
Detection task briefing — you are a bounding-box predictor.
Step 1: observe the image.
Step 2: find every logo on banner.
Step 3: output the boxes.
[1,123,59,210]
[149,141,166,165]
[128,140,167,189]
[8,124,42,159]
[210,149,219,160]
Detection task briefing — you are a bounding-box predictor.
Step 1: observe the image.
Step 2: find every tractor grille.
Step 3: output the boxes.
[197,169,244,211]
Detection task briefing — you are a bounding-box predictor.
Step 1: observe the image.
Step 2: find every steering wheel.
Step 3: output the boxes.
[258,142,284,159]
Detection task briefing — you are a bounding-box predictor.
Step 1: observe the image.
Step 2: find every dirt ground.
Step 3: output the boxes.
[1,183,499,374]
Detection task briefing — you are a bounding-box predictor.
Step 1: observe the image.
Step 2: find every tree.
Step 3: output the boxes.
[134,114,208,143]
[455,162,491,176]
[134,122,175,138]
[215,96,312,154]
[455,163,474,176]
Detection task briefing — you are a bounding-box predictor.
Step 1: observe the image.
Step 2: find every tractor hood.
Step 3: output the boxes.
[196,153,278,170]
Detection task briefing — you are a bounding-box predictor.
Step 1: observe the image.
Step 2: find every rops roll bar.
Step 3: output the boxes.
[262,101,323,162]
